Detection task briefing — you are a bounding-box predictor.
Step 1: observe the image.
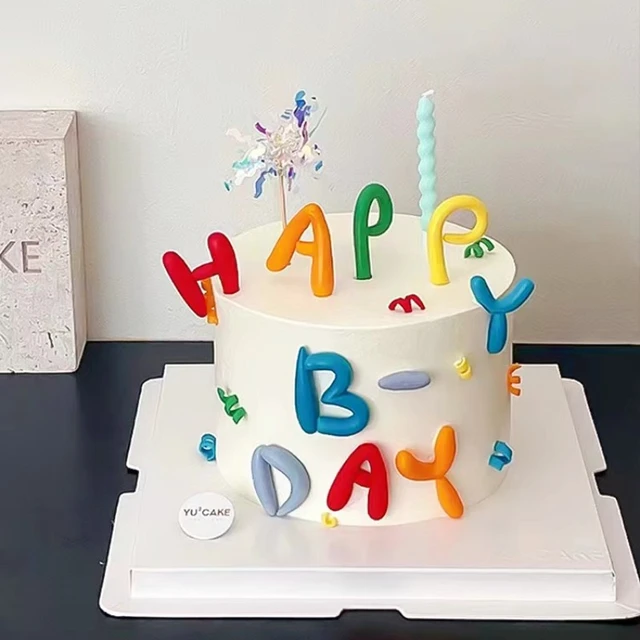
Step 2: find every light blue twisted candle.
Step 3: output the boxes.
[417,90,437,230]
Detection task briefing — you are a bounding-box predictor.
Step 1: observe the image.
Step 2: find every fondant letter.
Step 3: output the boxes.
[163,231,239,322]
[427,195,488,285]
[327,443,389,520]
[470,276,535,354]
[251,444,311,517]
[266,203,334,297]
[395,425,464,519]
[295,346,370,437]
[353,183,393,280]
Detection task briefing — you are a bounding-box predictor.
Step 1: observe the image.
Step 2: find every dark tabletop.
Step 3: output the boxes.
[0,342,638,640]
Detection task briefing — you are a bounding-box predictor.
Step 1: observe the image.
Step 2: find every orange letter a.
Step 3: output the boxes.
[266,203,335,297]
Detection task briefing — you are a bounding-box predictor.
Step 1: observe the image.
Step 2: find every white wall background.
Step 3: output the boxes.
[1,0,638,343]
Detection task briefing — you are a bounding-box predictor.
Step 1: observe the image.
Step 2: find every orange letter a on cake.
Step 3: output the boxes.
[266,203,335,297]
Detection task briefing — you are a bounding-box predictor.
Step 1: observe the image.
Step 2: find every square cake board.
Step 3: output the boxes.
[99,364,640,620]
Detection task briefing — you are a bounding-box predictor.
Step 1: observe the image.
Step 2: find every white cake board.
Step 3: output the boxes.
[99,365,640,620]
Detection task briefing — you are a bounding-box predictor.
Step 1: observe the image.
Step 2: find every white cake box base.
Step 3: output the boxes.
[99,365,640,620]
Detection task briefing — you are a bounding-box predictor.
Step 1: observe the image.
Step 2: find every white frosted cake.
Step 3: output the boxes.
[162,90,535,529]
[214,212,516,526]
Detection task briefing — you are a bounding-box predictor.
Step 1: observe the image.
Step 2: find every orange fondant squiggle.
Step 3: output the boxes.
[200,278,218,325]
[507,363,522,396]
[395,425,464,519]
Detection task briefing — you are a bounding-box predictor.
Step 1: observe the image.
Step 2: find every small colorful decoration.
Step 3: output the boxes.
[353,183,394,280]
[395,425,464,519]
[217,388,247,424]
[464,237,495,259]
[224,90,324,228]
[378,370,431,391]
[417,90,437,230]
[507,363,522,396]
[266,203,335,297]
[251,444,311,517]
[489,440,513,471]
[388,294,425,313]
[321,512,339,528]
[200,278,218,324]
[198,433,217,461]
[470,276,535,354]
[295,347,370,437]
[427,195,489,286]
[163,232,240,323]
[453,356,472,380]
[327,443,389,521]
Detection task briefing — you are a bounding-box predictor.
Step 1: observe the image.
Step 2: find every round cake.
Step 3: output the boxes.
[212,212,517,526]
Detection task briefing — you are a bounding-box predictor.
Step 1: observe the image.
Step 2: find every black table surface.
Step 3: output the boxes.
[1,342,639,639]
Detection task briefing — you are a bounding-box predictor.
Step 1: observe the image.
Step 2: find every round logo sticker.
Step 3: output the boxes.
[178,492,235,540]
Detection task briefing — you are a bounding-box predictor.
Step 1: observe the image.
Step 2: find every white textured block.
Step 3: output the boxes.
[0,111,86,372]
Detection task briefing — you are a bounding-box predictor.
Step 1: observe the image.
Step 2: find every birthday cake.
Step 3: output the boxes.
[162,91,534,528]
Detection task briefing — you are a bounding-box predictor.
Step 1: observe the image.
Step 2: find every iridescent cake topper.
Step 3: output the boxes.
[224,90,325,228]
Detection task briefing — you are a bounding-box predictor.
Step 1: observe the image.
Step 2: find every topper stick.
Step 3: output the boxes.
[278,173,288,229]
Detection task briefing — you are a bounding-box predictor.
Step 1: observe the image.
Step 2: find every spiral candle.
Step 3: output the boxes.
[417,90,437,230]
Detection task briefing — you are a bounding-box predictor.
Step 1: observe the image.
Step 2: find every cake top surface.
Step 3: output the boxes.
[216,212,516,329]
